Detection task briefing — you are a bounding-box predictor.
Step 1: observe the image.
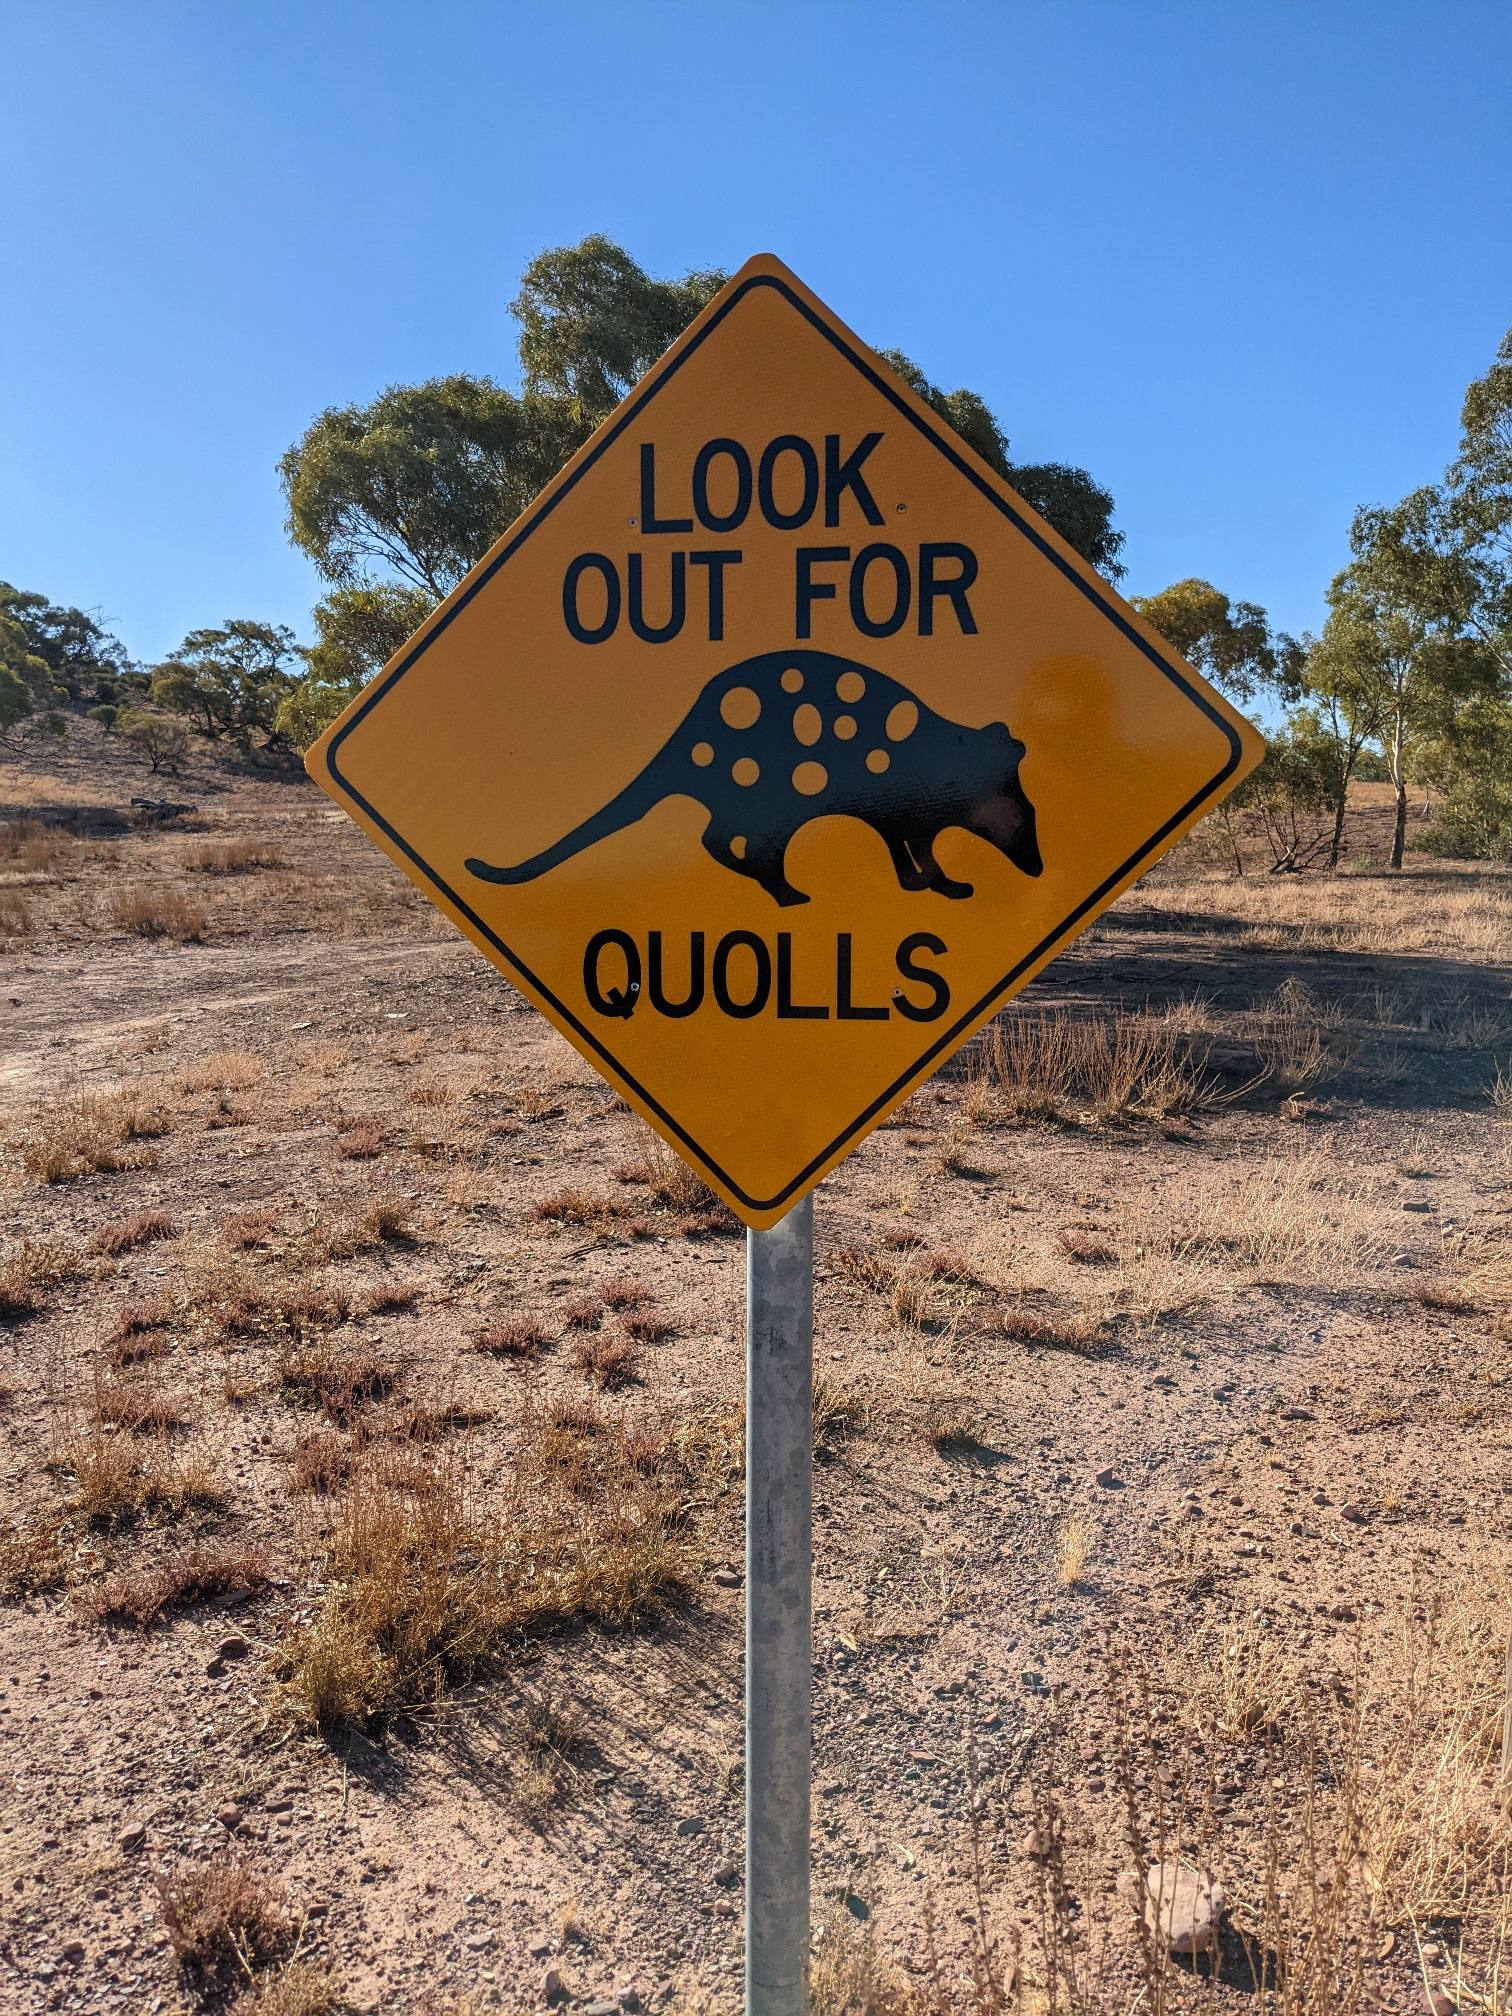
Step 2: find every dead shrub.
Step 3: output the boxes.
[812,1373,863,1450]
[572,1332,642,1389]
[335,1118,387,1160]
[564,1295,603,1329]
[627,1124,721,1212]
[623,1308,673,1343]
[110,884,207,942]
[919,1400,987,1454]
[0,1237,80,1319]
[89,1209,177,1256]
[1404,1280,1481,1316]
[531,1188,628,1226]
[471,1315,551,1359]
[236,1959,343,2016]
[155,1854,287,1989]
[312,1194,414,1258]
[223,1207,279,1250]
[83,1543,269,1628]
[183,839,285,873]
[832,1243,899,1293]
[55,1422,224,1526]
[678,1205,740,1237]
[18,1084,166,1183]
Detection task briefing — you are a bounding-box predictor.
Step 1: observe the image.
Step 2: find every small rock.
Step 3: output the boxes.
[617,1989,642,2012]
[1421,1944,1444,1964]
[1020,1669,1045,1692]
[1119,1860,1224,1959]
[711,1860,737,1886]
[1278,1406,1314,1421]
[582,2001,619,2015]
[1426,1993,1455,2016]
[711,1569,742,1589]
[464,1932,494,1952]
[205,1658,227,1679]
[675,1816,705,1837]
[1377,1931,1396,1960]
[1020,1827,1050,1859]
[216,1804,244,1831]
[1094,1467,1120,1488]
[528,1940,552,1958]
[59,1941,86,1964]
[217,1635,249,1660]
[118,1821,147,1852]
[1329,1604,1357,1623]
[1339,1503,1369,1526]
[542,1967,566,2003]
[40,1835,58,1850]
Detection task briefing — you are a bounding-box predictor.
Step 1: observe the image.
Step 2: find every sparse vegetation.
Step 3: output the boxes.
[83,1543,269,1627]
[89,1208,177,1255]
[110,883,207,940]
[155,1854,288,1989]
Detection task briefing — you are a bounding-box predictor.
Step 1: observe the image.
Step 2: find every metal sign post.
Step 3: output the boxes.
[746,1194,814,2016]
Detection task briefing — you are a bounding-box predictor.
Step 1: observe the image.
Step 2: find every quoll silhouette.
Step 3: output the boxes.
[465,648,1042,908]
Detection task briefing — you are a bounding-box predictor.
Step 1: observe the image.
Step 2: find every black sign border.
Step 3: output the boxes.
[324,272,1244,1213]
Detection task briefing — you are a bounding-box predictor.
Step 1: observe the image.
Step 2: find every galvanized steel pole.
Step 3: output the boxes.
[745,1194,813,2016]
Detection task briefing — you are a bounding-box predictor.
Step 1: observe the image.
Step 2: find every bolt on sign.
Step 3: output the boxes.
[306,255,1263,1227]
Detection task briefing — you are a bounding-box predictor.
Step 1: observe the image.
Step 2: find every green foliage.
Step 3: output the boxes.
[281,235,1127,600]
[275,584,434,751]
[151,620,300,743]
[879,348,1126,579]
[1446,323,1512,670]
[0,582,128,700]
[1412,694,1512,861]
[0,664,35,741]
[1131,578,1285,702]
[280,377,586,597]
[512,233,727,419]
[87,704,118,732]
[118,710,189,775]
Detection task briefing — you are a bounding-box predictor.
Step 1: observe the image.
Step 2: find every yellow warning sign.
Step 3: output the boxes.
[307,254,1263,1227]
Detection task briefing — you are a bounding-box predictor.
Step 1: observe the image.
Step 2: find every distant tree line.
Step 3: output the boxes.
[8,237,1508,865]
[1133,334,1512,871]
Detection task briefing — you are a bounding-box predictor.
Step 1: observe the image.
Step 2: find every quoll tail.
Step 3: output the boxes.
[465,760,667,887]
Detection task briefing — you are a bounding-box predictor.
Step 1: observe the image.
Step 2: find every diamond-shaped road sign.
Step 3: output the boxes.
[307,254,1263,1227]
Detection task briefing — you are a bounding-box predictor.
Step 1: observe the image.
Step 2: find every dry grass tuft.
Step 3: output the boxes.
[1055,1227,1118,1264]
[974,1004,1212,1124]
[95,1378,187,1433]
[155,1854,288,1989]
[277,1337,396,1421]
[622,1308,673,1342]
[82,1543,269,1628]
[290,1428,351,1495]
[58,1425,224,1526]
[183,839,285,873]
[113,1294,174,1338]
[177,1048,263,1094]
[311,1194,414,1259]
[110,884,207,941]
[0,1513,81,1598]
[1056,1511,1093,1588]
[108,1326,170,1369]
[275,1427,693,1731]
[601,1275,649,1310]
[0,1237,81,1318]
[471,1315,551,1359]
[364,1278,421,1315]
[335,1118,387,1160]
[530,1188,629,1227]
[18,1083,167,1182]
[1405,1280,1481,1316]
[89,1209,177,1256]
[235,1959,344,2016]
[564,1295,603,1329]
[0,887,32,943]
[223,1207,280,1250]
[572,1331,643,1389]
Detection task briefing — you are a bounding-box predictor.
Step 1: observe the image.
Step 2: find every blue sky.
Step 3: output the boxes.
[3,0,1509,663]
